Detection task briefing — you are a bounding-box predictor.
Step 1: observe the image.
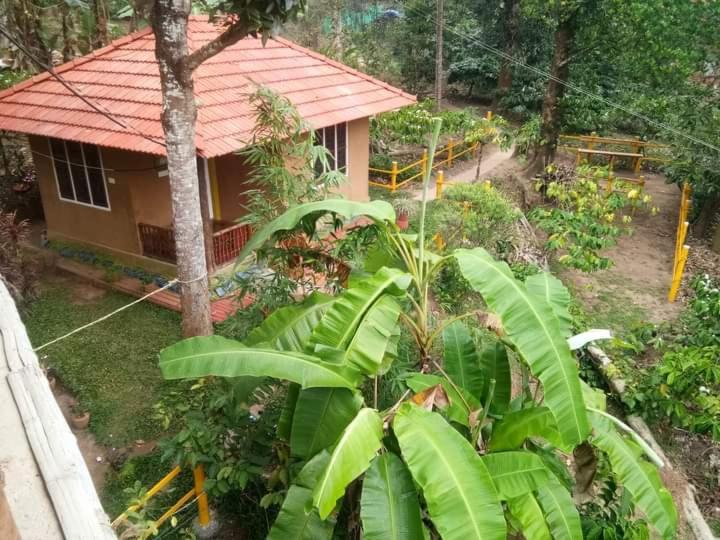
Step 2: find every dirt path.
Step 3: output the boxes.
[560,168,684,329]
[410,143,516,200]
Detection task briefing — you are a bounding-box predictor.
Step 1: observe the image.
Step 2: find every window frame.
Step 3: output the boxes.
[317,122,349,174]
[47,138,111,212]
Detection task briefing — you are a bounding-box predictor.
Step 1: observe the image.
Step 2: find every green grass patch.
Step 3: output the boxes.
[23,278,183,446]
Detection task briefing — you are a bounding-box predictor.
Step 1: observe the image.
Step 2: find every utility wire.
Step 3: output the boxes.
[0,24,166,151]
[400,1,720,155]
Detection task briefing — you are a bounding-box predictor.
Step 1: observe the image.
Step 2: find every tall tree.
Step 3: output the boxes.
[495,0,519,105]
[150,0,305,337]
[434,0,444,110]
[92,0,109,48]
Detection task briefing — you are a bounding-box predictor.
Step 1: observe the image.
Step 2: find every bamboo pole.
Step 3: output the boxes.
[194,465,210,526]
[668,244,689,302]
[447,139,454,168]
[436,170,444,199]
[390,161,398,192]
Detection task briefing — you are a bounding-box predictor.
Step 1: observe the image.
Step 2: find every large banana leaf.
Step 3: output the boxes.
[268,452,334,540]
[443,320,484,398]
[360,452,424,540]
[290,388,363,459]
[507,493,551,540]
[454,248,590,447]
[310,268,410,354]
[535,477,582,540]
[404,373,481,427]
[489,407,563,452]
[313,408,384,519]
[477,342,511,414]
[246,292,335,351]
[343,294,403,375]
[590,412,677,538]
[159,336,360,388]
[480,451,550,499]
[525,272,573,338]
[394,403,506,540]
[236,199,395,262]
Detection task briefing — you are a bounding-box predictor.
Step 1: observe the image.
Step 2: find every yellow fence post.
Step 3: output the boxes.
[486,110,493,120]
[421,148,428,180]
[606,174,614,194]
[194,465,211,527]
[668,244,689,302]
[436,170,444,199]
[390,161,398,192]
[447,139,455,168]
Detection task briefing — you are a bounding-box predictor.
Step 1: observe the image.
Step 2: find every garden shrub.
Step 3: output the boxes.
[424,182,521,254]
[677,274,720,348]
[530,165,656,272]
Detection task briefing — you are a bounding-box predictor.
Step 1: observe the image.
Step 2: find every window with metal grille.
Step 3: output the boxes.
[48,138,110,210]
[314,122,348,174]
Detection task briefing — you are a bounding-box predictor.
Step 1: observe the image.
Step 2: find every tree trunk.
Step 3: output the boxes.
[495,0,519,106]
[331,0,343,59]
[434,0,444,111]
[151,0,213,338]
[93,0,109,49]
[539,13,575,166]
[474,143,484,182]
[693,192,720,240]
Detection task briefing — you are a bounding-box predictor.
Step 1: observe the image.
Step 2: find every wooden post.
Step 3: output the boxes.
[668,244,689,302]
[436,170,444,199]
[447,139,454,168]
[194,465,210,526]
[390,161,398,192]
[485,110,493,120]
[576,150,583,167]
[606,173,614,194]
[421,148,428,178]
[639,175,645,188]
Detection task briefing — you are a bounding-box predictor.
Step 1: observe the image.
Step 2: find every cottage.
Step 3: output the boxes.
[0,16,414,272]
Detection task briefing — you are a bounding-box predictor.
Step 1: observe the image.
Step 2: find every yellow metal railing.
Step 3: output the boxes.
[561,134,671,173]
[112,464,210,534]
[369,140,479,192]
[668,183,692,302]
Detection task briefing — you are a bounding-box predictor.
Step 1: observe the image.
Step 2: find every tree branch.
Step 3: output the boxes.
[185,19,253,72]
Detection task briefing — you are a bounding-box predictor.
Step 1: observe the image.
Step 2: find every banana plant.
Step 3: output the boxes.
[158,120,677,539]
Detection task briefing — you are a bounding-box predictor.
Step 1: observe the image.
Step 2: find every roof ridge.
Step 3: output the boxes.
[272,36,416,102]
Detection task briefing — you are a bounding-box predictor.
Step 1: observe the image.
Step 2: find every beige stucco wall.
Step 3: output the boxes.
[30,136,146,255]
[30,117,371,266]
[338,117,370,201]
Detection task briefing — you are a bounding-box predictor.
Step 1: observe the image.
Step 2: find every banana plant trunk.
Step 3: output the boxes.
[151,0,213,338]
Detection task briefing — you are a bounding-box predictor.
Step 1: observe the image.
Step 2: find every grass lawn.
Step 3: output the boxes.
[23,275,184,446]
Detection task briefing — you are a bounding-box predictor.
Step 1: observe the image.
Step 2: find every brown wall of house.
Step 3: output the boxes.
[128,172,173,228]
[212,153,253,222]
[30,136,145,255]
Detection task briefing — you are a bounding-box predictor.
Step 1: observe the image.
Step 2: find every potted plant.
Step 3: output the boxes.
[392,198,416,230]
[70,404,90,430]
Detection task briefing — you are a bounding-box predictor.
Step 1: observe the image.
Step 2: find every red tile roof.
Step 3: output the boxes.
[0,17,415,158]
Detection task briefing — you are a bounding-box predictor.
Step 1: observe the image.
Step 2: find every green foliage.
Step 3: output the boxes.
[629,346,720,441]
[514,115,543,158]
[530,165,655,271]
[424,182,521,253]
[240,87,345,228]
[370,99,477,150]
[156,377,282,498]
[625,275,720,440]
[157,141,674,538]
[360,452,424,540]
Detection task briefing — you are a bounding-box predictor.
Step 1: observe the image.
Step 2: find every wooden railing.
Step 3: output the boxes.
[138,223,176,263]
[138,221,252,267]
[213,222,252,266]
[369,139,479,192]
[559,134,671,172]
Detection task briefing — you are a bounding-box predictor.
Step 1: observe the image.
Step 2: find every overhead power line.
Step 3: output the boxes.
[401,1,720,155]
[0,24,166,151]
